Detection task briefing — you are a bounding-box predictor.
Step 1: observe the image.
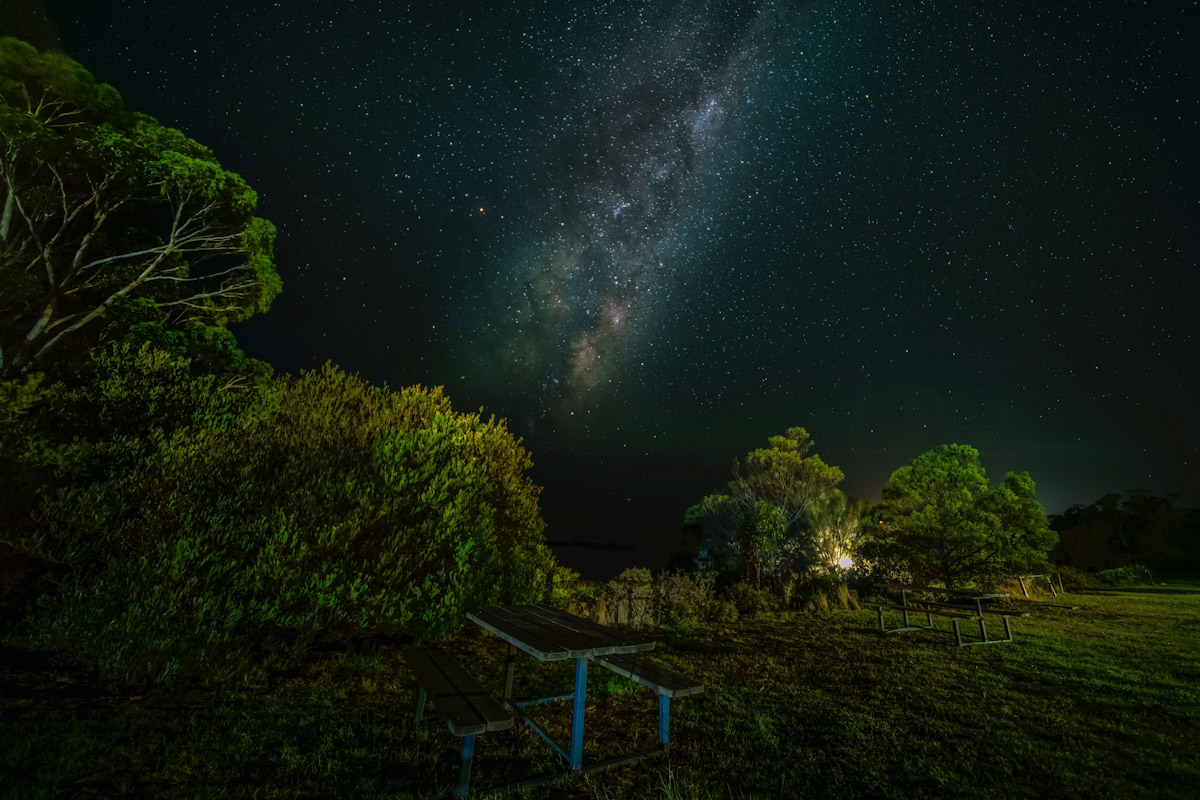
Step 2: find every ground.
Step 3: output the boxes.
[2,581,1198,799]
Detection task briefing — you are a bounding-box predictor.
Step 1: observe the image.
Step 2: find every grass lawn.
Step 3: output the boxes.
[2,582,1198,799]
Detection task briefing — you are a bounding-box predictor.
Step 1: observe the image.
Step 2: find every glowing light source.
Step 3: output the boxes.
[838,555,854,570]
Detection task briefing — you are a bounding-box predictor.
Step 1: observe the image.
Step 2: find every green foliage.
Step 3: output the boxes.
[801,488,867,576]
[861,444,1057,587]
[6,344,554,688]
[730,427,845,522]
[0,373,62,541]
[1096,564,1150,586]
[595,567,721,630]
[685,427,846,586]
[0,37,280,376]
[655,569,718,631]
[722,581,774,617]
[737,500,787,588]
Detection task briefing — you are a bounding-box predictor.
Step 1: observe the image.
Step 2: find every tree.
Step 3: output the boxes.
[685,427,845,583]
[0,38,280,376]
[737,501,787,588]
[1051,491,1189,569]
[862,444,1056,586]
[729,427,845,523]
[802,489,867,576]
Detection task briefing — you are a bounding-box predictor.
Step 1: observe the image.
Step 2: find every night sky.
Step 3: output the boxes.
[9,1,1198,577]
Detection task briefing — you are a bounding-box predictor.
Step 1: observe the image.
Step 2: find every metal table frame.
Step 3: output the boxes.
[466,604,660,786]
[878,585,1014,645]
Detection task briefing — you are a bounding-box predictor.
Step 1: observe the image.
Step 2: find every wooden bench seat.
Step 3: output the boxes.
[593,653,704,697]
[903,598,983,614]
[591,653,703,754]
[403,648,512,798]
[875,602,977,619]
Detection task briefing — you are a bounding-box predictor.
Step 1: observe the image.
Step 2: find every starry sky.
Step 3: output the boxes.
[10,1,1199,577]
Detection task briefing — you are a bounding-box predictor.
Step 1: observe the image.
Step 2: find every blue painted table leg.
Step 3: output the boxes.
[455,733,475,798]
[503,644,517,701]
[658,693,671,752]
[414,686,427,723]
[569,657,588,770]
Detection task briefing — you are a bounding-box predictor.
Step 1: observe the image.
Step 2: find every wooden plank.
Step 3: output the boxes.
[885,584,1008,600]
[403,649,460,695]
[403,650,487,735]
[430,692,488,736]
[905,599,982,614]
[467,607,575,660]
[425,650,513,732]
[606,655,704,698]
[594,654,704,698]
[503,604,616,653]
[487,605,596,658]
[403,649,513,736]
[425,648,489,694]
[527,603,651,645]
[522,604,657,654]
[875,603,977,619]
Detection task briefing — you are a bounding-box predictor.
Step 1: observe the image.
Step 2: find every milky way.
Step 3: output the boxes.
[465,4,773,425]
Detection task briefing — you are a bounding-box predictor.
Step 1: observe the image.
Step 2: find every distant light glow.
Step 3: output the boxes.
[838,555,854,570]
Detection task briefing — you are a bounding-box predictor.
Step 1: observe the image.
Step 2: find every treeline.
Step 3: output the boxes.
[1051,492,1200,571]
[0,39,557,688]
[679,430,1059,599]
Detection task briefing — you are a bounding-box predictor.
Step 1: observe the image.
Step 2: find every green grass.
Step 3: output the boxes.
[3,584,1198,799]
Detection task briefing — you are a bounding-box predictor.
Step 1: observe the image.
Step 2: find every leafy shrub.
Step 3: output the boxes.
[9,345,555,688]
[593,568,719,629]
[1096,564,1150,586]
[1054,566,1094,591]
[723,582,773,617]
[598,567,656,627]
[544,565,599,616]
[656,570,717,631]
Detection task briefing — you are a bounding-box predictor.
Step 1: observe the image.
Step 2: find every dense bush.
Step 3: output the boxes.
[722,581,774,617]
[7,345,554,687]
[656,569,718,630]
[1096,564,1151,586]
[594,568,721,629]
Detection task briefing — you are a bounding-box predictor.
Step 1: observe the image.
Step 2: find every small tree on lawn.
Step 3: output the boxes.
[737,500,787,589]
[862,444,1056,587]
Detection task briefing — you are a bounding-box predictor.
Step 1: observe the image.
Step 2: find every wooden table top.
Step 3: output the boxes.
[467,604,657,662]
[882,584,1010,600]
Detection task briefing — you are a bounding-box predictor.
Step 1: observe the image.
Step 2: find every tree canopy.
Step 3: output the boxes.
[0,37,280,376]
[861,444,1056,586]
[685,427,846,584]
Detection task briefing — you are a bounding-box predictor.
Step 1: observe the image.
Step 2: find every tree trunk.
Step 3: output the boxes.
[0,182,13,242]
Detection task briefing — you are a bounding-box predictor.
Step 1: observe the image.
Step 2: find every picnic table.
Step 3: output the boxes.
[466,604,700,784]
[883,584,1009,615]
[875,584,1016,646]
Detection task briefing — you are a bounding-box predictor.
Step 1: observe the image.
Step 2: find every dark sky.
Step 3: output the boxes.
[11,1,1198,577]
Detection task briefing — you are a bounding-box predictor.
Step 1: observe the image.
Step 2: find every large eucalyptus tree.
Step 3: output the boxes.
[0,37,280,375]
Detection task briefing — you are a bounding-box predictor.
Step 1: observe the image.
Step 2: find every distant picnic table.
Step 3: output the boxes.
[875,584,1017,646]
